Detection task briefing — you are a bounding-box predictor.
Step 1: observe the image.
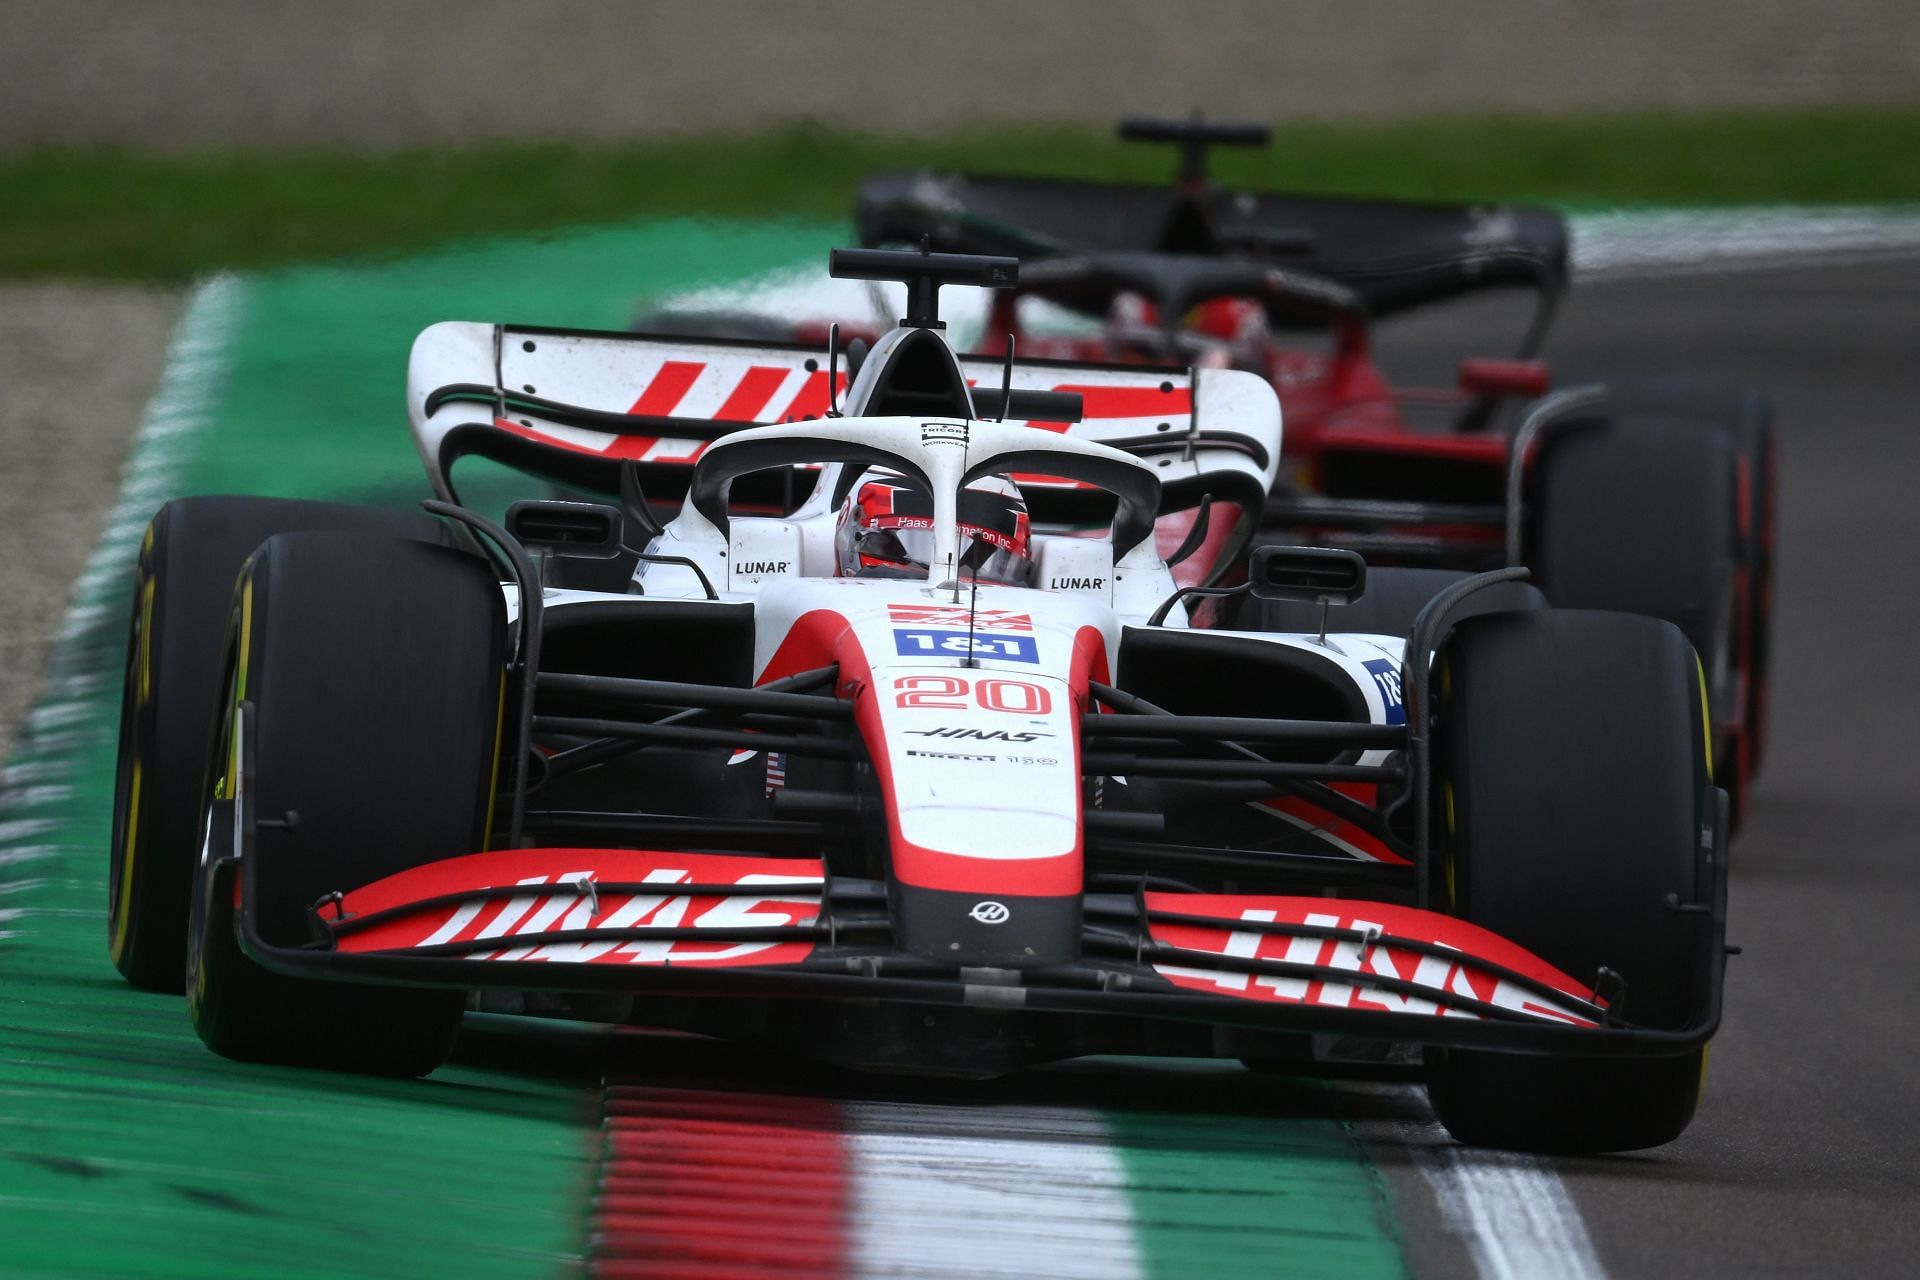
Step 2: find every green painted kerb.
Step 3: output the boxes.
[1109,1103,1407,1279]
[0,215,837,1279]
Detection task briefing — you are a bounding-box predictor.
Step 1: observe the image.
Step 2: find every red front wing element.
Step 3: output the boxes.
[316,855,1614,1034]
[331,849,825,968]
[1146,893,1602,1026]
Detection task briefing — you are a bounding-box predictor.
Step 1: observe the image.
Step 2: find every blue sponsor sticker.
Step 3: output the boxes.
[1362,658,1405,726]
[893,628,1040,663]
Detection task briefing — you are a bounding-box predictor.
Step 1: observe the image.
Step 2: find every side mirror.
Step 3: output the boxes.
[505,500,625,560]
[970,387,1085,423]
[1249,545,1366,606]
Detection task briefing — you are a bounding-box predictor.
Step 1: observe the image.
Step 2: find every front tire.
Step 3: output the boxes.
[1425,609,1718,1154]
[187,531,504,1075]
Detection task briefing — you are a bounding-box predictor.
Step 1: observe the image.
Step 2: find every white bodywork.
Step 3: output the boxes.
[409,314,1404,879]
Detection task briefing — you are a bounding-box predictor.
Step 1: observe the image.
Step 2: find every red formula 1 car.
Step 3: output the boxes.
[839,116,1776,823]
[108,248,1727,1154]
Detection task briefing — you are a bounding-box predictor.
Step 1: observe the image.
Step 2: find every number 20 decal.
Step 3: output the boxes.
[893,676,1053,714]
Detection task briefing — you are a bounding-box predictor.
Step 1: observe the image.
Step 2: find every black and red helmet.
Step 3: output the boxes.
[834,470,1034,585]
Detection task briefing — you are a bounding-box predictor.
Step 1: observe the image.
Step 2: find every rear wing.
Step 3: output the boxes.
[406,321,1280,511]
[856,170,1568,347]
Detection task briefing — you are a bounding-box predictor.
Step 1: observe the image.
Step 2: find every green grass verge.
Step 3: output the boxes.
[6,107,1919,282]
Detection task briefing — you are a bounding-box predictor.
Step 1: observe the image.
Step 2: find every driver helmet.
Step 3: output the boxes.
[1187,296,1269,348]
[1103,292,1270,370]
[835,469,1034,585]
[1103,290,1164,361]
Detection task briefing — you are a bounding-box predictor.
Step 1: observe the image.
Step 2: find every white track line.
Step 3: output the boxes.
[1344,1082,1607,1279]
[1397,1115,1606,1280]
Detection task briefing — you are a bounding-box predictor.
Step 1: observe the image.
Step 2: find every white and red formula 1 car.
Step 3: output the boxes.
[108,247,1727,1153]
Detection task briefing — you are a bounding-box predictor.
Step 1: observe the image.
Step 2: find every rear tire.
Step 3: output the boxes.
[1593,376,1776,778]
[1529,404,1747,823]
[1425,609,1717,1153]
[109,496,450,991]
[187,531,504,1075]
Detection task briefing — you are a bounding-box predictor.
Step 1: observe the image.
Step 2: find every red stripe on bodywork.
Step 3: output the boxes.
[494,412,647,462]
[771,370,849,422]
[593,1086,848,1279]
[1254,782,1411,865]
[628,361,706,416]
[495,415,605,455]
[603,434,697,463]
[1025,382,1194,432]
[714,365,793,422]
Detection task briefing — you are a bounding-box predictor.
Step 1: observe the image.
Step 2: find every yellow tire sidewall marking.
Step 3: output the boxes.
[110,554,157,961]
[109,758,143,960]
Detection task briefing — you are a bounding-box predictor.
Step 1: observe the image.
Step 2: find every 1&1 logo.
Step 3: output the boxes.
[1361,658,1405,726]
[893,628,1039,663]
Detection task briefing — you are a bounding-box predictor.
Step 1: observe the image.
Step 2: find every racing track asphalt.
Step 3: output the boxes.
[4,253,1915,1277]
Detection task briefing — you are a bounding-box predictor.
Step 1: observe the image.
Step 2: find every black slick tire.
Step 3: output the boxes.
[1425,609,1716,1154]
[108,496,451,991]
[1594,376,1776,779]
[1529,406,1745,823]
[1605,378,1766,782]
[186,531,504,1076]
